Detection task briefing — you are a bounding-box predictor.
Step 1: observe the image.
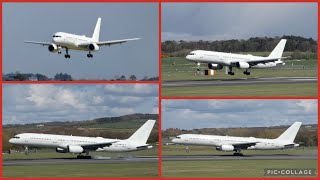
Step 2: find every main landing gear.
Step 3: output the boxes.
[227,66,235,76]
[77,151,91,159]
[64,48,70,58]
[233,148,244,156]
[243,70,250,75]
[87,52,93,58]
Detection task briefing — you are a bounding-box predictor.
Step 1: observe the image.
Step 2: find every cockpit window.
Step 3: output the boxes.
[53,35,61,38]
[175,136,181,139]
[13,136,20,139]
[188,53,196,55]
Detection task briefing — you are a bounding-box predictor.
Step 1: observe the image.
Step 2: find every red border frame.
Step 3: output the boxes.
[1,0,319,179]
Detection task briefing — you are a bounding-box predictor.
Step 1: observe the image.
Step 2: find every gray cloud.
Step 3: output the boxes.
[162,3,317,41]
[162,100,317,130]
[3,84,158,124]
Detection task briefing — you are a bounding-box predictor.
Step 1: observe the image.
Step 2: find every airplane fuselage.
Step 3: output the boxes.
[9,133,150,153]
[186,50,284,69]
[172,134,298,150]
[52,32,96,51]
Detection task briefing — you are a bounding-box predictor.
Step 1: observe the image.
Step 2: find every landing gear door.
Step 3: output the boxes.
[225,66,230,75]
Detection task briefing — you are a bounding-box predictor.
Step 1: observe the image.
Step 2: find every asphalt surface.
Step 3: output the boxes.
[162,154,317,161]
[3,156,158,166]
[162,77,317,88]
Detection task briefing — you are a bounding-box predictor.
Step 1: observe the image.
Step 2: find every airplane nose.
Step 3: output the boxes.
[9,139,13,143]
[172,138,177,143]
[186,55,190,60]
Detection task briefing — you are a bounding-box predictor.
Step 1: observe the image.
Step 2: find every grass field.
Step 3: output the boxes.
[162,160,316,177]
[3,148,158,177]
[162,57,317,96]
[162,144,317,156]
[3,147,158,160]
[162,57,317,81]
[162,83,317,96]
[4,162,158,177]
[162,145,317,177]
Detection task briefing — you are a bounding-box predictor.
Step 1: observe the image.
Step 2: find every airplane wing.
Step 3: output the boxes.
[24,41,52,46]
[80,141,118,150]
[231,142,258,149]
[234,57,289,65]
[96,38,140,46]
[136,144,153,149]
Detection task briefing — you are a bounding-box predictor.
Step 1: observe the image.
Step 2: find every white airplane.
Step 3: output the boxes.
[172,122,302,156]
[186,39,287,75]
[9,120,155,158]
[25,17,140,58]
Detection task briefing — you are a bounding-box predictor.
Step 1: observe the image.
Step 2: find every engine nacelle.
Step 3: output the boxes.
[236,62,250,69]
[48,44,59,53]
[216,144,235,151]
[208,63,223,70]
[56,147,68,153]
[68,145,84,153]
[88,43,100,51]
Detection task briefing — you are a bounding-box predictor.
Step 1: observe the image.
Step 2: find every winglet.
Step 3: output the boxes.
[92,17,101,42]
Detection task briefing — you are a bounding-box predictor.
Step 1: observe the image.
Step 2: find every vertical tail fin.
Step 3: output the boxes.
[276,122,302,143]
[92,18,101,42]
[268,39,287,59]
[127,120,156,145]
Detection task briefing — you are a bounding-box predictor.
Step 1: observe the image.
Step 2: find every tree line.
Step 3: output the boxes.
[163,124,317,147]
[162,36,317,59]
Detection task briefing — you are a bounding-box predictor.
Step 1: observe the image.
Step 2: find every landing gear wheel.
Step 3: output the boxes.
[243,70,250,75]
[228,72,235,75]
[87,53,93,58]
[233,152,243,156]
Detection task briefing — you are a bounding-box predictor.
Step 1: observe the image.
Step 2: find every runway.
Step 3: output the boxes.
[3,156,158,166]
[162,77,317,88]
[162,154,317,161]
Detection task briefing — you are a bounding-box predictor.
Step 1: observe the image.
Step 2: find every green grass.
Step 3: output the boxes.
[162,160,317,177]
[162,145,317,156]
[162,83,317,96]
[4,162,158,177]
[3,147,158,160]
[162,57,317,81]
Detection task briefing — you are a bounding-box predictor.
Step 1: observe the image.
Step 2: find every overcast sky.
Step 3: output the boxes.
[3,3,158,79]
[162,3,317,41]
[3,84,158,125]
[162,100,317,130]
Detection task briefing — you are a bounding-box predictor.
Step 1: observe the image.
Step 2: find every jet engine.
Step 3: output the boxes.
[56,147,68,153]
[236,62,250,69]
[48,44,59,53]
[208,63,223,70]
[216,144,235,151]
[88,43,100,51]
[68,145,84,153]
